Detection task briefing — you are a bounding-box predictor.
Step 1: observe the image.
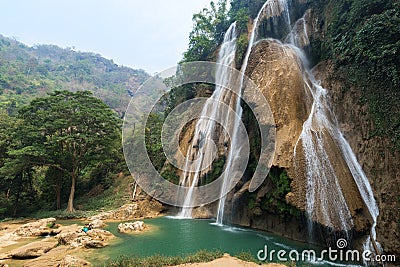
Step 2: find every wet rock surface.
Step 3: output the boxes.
[313,61,400,258]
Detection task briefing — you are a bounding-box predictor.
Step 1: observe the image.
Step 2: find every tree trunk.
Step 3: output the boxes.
[66,172,76,212]
[55,175,62,210]
[56,186,61,210]
[13,195,19,217]
[13,173,23,217]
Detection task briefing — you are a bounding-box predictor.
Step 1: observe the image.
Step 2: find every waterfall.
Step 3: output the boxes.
[336,131,382,255]
[286,8,382,254]
[234,0,381,255]
[177,0,382,256]
[178,22,238,218]
[293,66,355,236]
[215,0,291,224]
[291,40,382,254]
[285,15,309,48]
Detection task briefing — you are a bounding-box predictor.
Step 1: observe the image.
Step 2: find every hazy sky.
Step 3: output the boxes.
[0,0,212,74]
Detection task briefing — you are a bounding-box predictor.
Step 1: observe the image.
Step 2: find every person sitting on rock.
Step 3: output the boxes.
[82,224,89,233]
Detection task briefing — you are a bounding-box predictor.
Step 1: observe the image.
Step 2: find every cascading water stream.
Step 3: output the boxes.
[178,22,238,218]
[215,0,291,225]
[239,0,291,78]
[292,61,355,237]
[336,130,382,256]
[286,8,382,256]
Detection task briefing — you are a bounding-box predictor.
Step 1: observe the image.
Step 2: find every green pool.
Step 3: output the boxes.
[81,216,361,266]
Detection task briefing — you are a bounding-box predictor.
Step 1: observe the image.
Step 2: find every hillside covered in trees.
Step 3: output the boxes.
[0,34,149,116]
[0,35,151,218]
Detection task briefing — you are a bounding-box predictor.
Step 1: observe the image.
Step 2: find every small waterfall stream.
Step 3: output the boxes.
[178,22,238,218]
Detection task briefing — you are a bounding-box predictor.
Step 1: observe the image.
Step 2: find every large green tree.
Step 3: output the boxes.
[183,0,230,62]
[14,90,120,212]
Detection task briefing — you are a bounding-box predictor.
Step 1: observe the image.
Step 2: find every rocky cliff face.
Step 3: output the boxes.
[235,38,369,242]
[239,4,400,256]
[313,61,400,257]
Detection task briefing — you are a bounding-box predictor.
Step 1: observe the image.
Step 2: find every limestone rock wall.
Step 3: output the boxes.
[313,61,400,257]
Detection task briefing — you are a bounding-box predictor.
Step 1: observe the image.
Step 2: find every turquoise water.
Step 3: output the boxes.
[81,216,361,266]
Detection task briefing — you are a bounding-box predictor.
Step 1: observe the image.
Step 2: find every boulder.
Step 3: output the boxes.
[86,229,114,240]
[57,225,114,248]
[13,218,60,237]
[10,240,58,259]
[58,255,91,267]
[88,219,105,229]
[0,261,9,267]
[117,221,145,233]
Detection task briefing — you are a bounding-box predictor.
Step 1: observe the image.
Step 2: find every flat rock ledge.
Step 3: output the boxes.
[9,240,58,259]
[88,199,163,221]
[13,218,60,237]
[0,218,61,250]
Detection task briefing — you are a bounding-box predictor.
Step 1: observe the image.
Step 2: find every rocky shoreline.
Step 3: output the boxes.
[0,200,164,267]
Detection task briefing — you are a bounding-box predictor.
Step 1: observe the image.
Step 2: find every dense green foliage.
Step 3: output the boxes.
[309,0,400,149]
[248,167,299,219]
[183,1,230,62]
[182,0,267,64]
[145,113,167,171]
[0,35,149,115]
[0,91,122,217]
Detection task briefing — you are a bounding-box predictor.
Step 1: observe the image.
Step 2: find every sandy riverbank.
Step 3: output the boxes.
[175,253,286,267]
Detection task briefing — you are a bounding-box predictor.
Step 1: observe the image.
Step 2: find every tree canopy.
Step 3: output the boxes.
[183,0,230,62]
[0,90,121,214]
